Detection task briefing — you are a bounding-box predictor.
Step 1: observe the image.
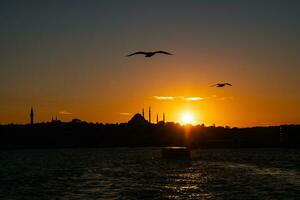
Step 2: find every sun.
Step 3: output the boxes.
[180,112,195,125]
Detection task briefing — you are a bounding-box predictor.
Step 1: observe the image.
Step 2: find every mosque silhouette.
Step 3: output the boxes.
[0,106,296,149]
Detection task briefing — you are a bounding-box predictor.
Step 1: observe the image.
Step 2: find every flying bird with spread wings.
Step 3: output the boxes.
[211,83,232,87]
[126,51,173,57]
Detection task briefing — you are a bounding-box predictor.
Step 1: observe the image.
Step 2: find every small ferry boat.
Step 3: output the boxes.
[161,147,191,160]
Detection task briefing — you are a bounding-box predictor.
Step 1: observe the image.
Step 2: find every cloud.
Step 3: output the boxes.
[216,96,234,101]
[153,96,205,101]
[183,97,204,101]
[59,111,72,115]
[120,112,132,116]
[153,96,175,100]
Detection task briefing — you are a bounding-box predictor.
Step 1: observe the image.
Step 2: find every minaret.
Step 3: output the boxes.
[30,107,34,125]
[148,107,151,123]
[163,113,165,123]
[142,108,144,118]
[156,114,159,124]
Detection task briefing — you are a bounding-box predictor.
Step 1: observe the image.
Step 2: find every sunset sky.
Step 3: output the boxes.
[0,1,299,127]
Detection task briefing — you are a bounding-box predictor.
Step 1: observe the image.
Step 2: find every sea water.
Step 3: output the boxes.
[0,148,299,200]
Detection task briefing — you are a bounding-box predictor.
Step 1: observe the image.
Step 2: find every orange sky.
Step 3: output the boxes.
[0,1,299,127]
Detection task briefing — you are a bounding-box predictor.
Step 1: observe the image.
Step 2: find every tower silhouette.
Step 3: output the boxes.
[156,114,159,124]
[163,113,165,123]
[142,108,144,118]
[30,107,34,125]
[149,107,151,123]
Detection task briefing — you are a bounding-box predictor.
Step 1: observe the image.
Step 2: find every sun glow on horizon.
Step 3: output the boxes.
[179,112,196,125]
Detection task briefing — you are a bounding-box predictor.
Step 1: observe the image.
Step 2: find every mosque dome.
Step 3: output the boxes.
[128,113,148,125]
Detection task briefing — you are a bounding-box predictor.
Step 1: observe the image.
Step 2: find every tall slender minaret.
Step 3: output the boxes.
[142,108,145,118]
[156,114,159,124]
[163,113,165,123]
[148,107,151,123]
[30,107,34,125]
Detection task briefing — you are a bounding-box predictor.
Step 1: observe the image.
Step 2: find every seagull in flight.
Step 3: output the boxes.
[211,83,232,87]
[126,51,173,57]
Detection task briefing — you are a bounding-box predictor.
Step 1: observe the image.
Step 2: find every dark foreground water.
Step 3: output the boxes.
[0,148,299,200]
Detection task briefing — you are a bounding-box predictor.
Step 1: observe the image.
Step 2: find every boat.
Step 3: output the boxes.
[161,146,191,160]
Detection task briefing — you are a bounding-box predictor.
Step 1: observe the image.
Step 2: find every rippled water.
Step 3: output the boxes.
[0,148,299,200]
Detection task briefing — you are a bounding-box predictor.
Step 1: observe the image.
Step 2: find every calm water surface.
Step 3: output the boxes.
[0,148,299,200]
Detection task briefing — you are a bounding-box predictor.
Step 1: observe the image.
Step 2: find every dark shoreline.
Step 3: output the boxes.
[1,120,299,149]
